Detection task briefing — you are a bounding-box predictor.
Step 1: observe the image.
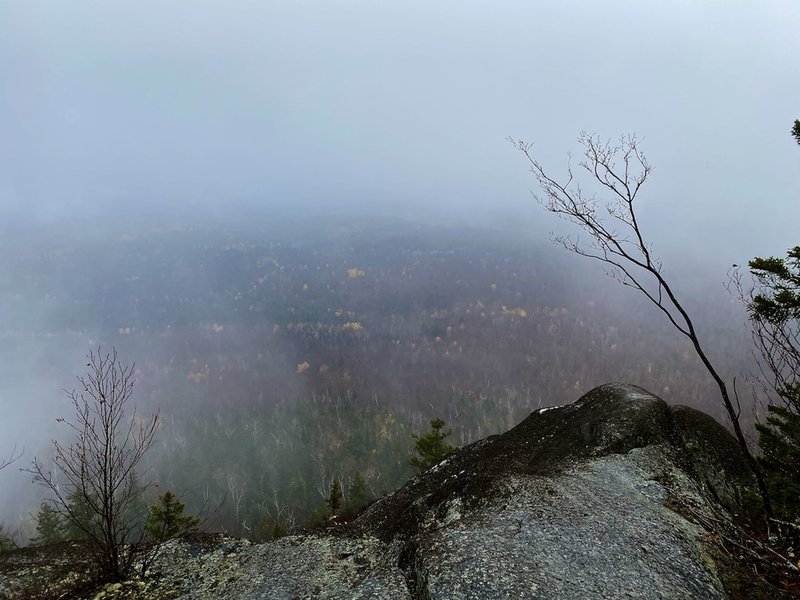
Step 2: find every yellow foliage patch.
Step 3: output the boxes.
[187,365,210,383]
[296,361,310,374]
[501,306,528,318]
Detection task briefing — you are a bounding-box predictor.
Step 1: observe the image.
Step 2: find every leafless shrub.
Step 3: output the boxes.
[28,348,159,581]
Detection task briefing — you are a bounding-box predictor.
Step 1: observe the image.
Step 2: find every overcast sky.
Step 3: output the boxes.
[0,0,798,259]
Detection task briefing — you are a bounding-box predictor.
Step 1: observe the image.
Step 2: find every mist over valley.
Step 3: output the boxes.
[0,216,755,538]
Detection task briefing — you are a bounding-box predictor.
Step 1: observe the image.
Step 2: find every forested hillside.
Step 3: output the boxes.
[0,218,753,538]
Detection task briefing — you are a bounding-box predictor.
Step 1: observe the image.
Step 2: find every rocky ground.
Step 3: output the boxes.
[0,383,784,599]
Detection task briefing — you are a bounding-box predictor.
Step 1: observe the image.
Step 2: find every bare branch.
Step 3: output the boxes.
[0,444,23,471]
[512,133,773,516]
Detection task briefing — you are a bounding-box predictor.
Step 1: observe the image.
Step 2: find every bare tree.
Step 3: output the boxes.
[29,348,159,581]
[0,444,22,470]
[511,132,772,515]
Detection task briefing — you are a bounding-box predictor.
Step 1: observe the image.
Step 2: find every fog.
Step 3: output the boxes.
[0,1,798,539]
[2,2,798,252]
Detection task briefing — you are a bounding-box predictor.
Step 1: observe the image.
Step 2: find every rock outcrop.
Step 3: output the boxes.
[0,383,770,599]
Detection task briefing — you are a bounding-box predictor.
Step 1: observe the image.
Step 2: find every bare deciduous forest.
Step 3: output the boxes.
[0,217,755,539]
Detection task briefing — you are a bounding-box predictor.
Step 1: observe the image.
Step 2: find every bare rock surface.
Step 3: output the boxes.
[138,534,408,599]
[397,455,724,599]
[0,383,766,599]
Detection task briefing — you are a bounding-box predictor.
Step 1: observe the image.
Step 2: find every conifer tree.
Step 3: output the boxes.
[409,418,455,473]
[749,246,800,518]
[62,488,101,541]
[31,502,66,546]
[0,524,14,552]
[757,408,800,519]
[326,479,342,515]
[271,520,287,539]
[144,491,199,542]
[341,472,374,518]
[747,122,800,519]
[347,473,372,509]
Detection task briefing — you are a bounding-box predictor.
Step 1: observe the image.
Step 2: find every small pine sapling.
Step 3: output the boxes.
[409,418,456,473]
[326,479,343,515]
[144,491,199,542]
[31,502,67,546]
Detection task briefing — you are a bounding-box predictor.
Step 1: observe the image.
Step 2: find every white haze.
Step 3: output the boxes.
[0,0,798,531]
[0,1,797,257]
